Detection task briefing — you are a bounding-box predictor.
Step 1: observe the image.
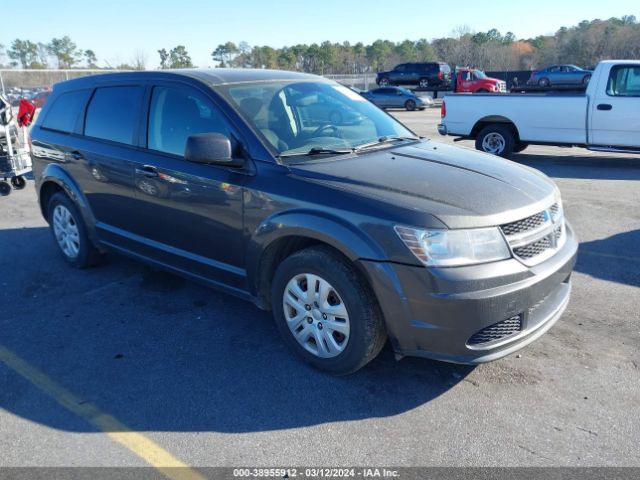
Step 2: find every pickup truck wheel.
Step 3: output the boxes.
[538,77,550,87]
[48,192,99,268]
[405,99,417,111]
[476,125,515,157]
[378,77,389,87]
[513,142,529,153]
[271,246,386,375]
[418,78,430,89]
[476,89,489,93]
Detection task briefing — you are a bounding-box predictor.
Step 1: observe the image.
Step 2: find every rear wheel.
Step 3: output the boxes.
[48,192,99,268]
[418,78,430,89]
[271,246,386,375]
[476,124,515,157]
[405,99,417,111]
[378,77,389,87]
[10,176,26,190]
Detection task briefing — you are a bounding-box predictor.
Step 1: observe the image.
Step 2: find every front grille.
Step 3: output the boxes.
[500,202,564,266]
[513,236,552,259]
[501,211,546,236]
[468,315,523,345]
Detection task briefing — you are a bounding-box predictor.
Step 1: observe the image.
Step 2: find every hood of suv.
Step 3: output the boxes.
[289,140,557,229]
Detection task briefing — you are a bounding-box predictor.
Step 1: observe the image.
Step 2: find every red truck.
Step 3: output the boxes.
[452,68,506,93]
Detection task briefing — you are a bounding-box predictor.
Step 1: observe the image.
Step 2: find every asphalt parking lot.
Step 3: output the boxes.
[1,107,639,470]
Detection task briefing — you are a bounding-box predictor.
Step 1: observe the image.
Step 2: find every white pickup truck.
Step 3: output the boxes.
[438,60,640,157]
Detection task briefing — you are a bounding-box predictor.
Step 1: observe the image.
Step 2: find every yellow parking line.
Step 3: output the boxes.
[0,345,205,480]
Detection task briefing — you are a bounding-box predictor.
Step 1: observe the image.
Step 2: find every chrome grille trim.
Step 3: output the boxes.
[500,203,565,266]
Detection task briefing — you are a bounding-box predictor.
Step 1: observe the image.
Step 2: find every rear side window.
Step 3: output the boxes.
[84,86,144,145]
[41,90,90,133]
[147,85,230,156]
[607,65,640,97]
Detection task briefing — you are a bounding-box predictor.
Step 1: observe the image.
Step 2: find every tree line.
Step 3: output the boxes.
[1,16,638,73]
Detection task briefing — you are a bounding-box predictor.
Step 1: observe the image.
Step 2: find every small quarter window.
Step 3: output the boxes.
[41,90,90,133]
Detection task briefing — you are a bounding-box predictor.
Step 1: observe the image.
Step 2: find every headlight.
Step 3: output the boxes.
[394,226,511,267]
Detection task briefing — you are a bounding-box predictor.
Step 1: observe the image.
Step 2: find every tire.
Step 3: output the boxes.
[475,124,515,157]
[476,89,489,93]
[582,75,591,85]
[0,181,11,196]
[538,77,550,87]
[47,192,99,268]
[271,246,387,375]
[378,77,389,87]
[418,78,429,89]
[405,99,417,111]
[513,142,529,153]
[10,176,26,190]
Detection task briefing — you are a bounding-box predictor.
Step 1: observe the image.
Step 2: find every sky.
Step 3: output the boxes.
[1,0,638,68]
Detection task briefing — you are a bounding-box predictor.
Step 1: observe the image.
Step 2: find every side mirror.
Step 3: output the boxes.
[184,133,243,167]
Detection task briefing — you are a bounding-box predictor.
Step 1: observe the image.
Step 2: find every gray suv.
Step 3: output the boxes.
[30,69,577,374]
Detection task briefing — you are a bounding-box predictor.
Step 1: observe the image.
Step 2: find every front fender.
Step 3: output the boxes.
[245,209,388,295]
[39,163,99,247]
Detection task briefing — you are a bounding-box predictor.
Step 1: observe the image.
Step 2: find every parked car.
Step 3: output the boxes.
[439,60,640,157]
[527,64,593,87]
[361,87,430,110]
[31,69,577,374]
[453,68,507,93]
[376,62,452,89]
[31,90,51,109]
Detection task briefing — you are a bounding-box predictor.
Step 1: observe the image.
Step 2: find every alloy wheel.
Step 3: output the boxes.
[481,132,506,155]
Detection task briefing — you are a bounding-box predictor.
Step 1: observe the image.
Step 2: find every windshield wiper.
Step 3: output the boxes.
[278,146,355,158]
[353,135,420,152]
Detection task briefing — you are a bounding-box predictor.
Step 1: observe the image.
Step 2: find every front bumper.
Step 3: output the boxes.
[359,222,578,364]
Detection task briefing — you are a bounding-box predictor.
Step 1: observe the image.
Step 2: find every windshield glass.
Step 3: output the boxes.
[220,80,416,162]
[473,70,487,79]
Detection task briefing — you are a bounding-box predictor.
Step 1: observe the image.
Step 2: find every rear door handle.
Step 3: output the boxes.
[597,104,612,111]
[135,165,158,177]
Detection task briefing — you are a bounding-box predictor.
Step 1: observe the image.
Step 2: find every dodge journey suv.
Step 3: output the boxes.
[31,69,577,374]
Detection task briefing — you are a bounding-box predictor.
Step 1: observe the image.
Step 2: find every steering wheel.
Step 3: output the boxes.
[311,124,340,138]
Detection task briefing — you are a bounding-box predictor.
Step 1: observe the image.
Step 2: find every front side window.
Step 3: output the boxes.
[222,80,415,162]
[148,85,230,156]
[607,66,640,97]
[41,89,91,133]
[84,86,143,145]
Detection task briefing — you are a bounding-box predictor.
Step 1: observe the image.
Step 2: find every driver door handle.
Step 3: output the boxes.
[597,104,612,111]
[135,165,158,177]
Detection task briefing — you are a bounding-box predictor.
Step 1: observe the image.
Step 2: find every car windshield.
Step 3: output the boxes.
[220,80,416,163]
[473,70,487,79]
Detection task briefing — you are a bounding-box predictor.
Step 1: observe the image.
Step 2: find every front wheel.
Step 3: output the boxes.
[405,99,417,111]
[475,125,515,157]
[271,246,386,375]
[582,75,591,85]
[48,192,100,268]
[538,77,550,87]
